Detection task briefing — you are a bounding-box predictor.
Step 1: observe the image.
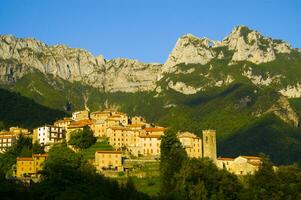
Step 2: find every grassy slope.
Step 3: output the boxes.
[79,142,114,160]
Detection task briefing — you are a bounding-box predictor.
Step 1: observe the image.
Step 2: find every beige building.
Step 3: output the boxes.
[228,156,262,175]
[216,157,235,170]
[16,154,48,178]
[90,120,107,138]
[138,134,161,157]
[131,116,147,125]
[95,150,123,172]
[54,118,73,130]
[217,156,262,175]
[177,132,202,158]
[90,110,112,121]
[144,127,165,136]
[0,131,16,153]
[72,110,89,121]
[107,127,134,148]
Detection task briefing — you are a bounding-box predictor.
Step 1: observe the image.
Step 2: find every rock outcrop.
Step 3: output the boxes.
[162,34,216,73]
[222,26,291,64]
[163,26,293,73]
[266,96,299,127]
[0,35,162,92]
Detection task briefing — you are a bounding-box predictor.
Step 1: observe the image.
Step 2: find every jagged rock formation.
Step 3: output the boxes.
[104,58,161,92]
[162,34,216,73]
[279,83,301,98]
[163,25,293,73]
[222,26,291,64]
[0,35,162,92]
[0,25,299,97]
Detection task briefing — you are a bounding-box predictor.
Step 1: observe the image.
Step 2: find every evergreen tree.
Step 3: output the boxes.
[160,129,188,198]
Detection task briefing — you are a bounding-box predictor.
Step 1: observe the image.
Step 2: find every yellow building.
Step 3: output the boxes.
[90,110,112,121]
[90,120,107,138]
[9,127,30,136]
[107,127,132,148]
[95,150,123,172]
[144,127,165,136]
[131,116,146,125]
[16,154,48,178]
[177,131,202,158]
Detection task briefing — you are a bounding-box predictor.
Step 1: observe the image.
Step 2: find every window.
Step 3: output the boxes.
[206,136,208,143]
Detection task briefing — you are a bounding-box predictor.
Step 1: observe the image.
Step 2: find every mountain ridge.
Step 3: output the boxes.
[1,25,301,164]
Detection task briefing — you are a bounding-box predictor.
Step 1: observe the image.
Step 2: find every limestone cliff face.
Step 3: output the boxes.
[104,58,161,92]
[0,26,297,94]
[162,34,216,73]
[222,26,291,64]
[0,35,162,92]
[163,26,293,73]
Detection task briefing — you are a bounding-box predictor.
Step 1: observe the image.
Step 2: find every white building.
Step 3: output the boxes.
[36,125,65,145]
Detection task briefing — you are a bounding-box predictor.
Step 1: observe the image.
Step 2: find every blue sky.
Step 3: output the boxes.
[0,0,300,63]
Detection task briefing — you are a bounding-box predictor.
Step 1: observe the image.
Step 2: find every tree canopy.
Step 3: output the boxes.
[68,127,97,150]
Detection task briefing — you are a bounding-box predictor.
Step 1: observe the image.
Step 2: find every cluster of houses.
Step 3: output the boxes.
[0,109,263,180]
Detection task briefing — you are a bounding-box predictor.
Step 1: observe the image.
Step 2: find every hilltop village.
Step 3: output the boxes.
[0,110,263,181]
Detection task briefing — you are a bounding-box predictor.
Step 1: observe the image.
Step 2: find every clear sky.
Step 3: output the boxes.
[0,0,300,63]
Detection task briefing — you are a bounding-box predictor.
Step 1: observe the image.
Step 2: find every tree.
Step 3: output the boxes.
[31,144,149,200]
[0,121,5,131]
[160,129,188,197]
[0,135,32,175]
[32,141,45,154]
[68,127,96,150]
[173,158,242,200]
[243,156,282,200]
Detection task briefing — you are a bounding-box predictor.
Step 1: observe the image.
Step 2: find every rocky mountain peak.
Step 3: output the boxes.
[162,33,216,73]
[221,25,292,64]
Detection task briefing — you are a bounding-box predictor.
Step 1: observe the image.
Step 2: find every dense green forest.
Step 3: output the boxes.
[0,88,66,130]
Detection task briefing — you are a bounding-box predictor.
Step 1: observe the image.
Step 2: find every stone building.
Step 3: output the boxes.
[202,129,217,162]
[54,118,73,130]
[177,131,202,158]
[90,119,107,137]
[216,157,234,170]
[9,127,30,136]
[94,150,123,172]
[228,156,262,175]
[0,131,16,153]
[72,110,89,121]
[138,133,161,157]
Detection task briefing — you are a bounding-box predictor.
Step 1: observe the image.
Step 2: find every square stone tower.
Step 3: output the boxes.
[202,129,217,162]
